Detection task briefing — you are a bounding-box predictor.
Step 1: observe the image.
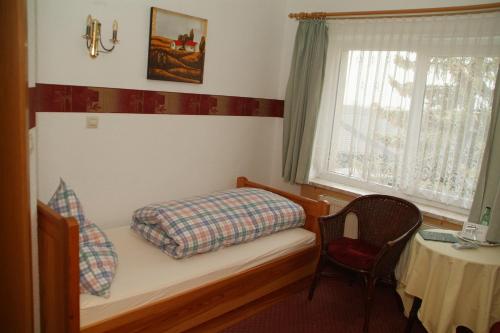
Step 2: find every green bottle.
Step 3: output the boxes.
[480,207,491,226]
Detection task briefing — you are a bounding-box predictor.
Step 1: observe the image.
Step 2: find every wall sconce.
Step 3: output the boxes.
[82,15,119,58]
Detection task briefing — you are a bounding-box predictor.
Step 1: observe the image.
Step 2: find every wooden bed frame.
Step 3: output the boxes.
[38,177,330,333]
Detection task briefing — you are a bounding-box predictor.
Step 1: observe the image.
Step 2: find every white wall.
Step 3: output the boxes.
[38,113,279,227]
[37,0,290,227]
[37,0,287,99]
[28,0,36,88]
[29,128,40,333]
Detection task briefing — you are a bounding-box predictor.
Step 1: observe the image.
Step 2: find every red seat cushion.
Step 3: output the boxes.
[327,237,381,271]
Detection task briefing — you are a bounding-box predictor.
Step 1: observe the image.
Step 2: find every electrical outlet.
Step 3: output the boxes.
[86,116,99,129]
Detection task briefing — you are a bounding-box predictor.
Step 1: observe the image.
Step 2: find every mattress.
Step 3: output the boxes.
[80,225,316,327]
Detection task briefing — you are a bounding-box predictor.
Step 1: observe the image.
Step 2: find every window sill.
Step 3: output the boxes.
[309,178,467,226]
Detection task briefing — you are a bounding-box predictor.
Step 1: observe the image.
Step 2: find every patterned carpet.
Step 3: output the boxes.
[223,273,428,333]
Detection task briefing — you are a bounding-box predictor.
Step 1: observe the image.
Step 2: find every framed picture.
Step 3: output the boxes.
[147,7,208,84]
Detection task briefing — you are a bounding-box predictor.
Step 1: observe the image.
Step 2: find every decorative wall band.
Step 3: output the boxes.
[34,84,284,120]
[29,87,37,129]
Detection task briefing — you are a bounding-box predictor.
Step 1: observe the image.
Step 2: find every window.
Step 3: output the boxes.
[311,13,500,214]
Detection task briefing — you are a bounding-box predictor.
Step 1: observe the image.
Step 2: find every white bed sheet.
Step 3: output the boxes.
[80,226,316,327]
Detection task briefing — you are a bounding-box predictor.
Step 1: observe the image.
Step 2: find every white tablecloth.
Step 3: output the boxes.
[397,229,500,333]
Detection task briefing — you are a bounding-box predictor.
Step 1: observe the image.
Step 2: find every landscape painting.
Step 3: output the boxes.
[147,7,207,84]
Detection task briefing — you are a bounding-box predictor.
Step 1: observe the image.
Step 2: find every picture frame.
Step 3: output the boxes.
[147,7,208,84]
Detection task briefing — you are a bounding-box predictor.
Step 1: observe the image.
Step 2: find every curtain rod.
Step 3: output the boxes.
[288,2,500,20]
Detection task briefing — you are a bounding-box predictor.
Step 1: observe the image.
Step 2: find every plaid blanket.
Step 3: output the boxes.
[132,187,306,258]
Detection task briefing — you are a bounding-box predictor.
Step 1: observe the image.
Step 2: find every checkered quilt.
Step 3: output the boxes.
[132,187,306,259]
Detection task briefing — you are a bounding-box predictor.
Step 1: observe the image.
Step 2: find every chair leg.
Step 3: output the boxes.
[390,272,406,314]
[363,276,375,333]
[404,297,422,333]
[390,272,397,288]
[308,255,326,301]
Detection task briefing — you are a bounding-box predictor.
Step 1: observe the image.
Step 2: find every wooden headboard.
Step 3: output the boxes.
[236,177,330,238]
[38,177,329,333]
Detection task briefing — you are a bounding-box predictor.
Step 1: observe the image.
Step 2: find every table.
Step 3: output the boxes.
[396,229,500,333]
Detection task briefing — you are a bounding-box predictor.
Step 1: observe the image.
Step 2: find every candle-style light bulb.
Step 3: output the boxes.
[112,20,118,43]
[85,15,92,38]
[89,19,100,58]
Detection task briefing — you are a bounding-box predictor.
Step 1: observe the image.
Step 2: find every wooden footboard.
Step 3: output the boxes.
[38,177,329,333]
[38,200,80,333]
[83,246,318,333]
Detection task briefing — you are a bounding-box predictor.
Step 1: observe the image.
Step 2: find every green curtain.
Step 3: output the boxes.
[282,20,328,184]
[469,68,500,243]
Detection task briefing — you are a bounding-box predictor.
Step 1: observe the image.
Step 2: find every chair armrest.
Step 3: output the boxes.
[387,222,420,247]
[371,222,421,277]
[318,213,347,251]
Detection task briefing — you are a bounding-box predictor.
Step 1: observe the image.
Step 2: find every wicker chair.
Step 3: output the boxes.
[308,194,422,333]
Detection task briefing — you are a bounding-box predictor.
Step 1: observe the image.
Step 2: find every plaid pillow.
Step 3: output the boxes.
[48,179,118,298]
[80,222,110,245]
[132,187,306,258]
[80,243,118,297]
[48,179,90,228]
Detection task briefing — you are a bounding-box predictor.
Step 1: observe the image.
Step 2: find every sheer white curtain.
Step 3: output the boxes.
[311,13,500,211]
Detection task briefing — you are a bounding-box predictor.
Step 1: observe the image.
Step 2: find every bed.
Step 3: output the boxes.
[38,177,330,333]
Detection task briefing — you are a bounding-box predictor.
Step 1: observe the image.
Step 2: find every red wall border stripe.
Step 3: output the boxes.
[29,83,284,128]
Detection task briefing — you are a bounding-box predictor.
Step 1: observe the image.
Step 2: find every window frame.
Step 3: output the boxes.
[311,47,498,217]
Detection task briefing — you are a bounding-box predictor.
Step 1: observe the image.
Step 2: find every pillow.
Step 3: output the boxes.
[79,243,118,297]
[48,179,118,297]
[80,223,110,245]
[48,178,89,228]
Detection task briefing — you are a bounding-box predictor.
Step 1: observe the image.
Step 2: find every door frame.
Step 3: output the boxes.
[0,0,34,332]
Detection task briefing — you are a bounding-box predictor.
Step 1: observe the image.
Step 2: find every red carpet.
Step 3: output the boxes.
[223,273,427,333]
